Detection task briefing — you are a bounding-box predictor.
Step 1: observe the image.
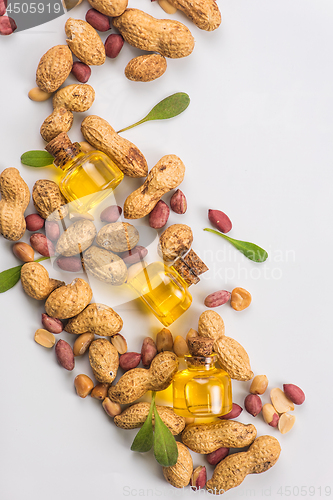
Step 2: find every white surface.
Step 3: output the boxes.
[1,1,333,499]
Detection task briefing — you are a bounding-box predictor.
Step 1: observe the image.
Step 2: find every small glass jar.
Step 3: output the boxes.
[173,354,232,418]
[127,261,192,327]
[46,132,123,212]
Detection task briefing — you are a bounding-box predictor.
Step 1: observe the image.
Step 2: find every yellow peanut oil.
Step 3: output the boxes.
[59,151,124,212]
[173,355,232,418]
[127,261,192,326]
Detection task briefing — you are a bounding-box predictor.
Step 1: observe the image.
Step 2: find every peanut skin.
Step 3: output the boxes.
[206,436,281,494]
[108,351,178,404]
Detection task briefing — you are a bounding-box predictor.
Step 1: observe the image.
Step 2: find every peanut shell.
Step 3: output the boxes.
[125,54,167,82]
[89,338,119,384]
[206,436,281,494]
[0,168,30,241]
[45,278,93,319]
[32,179,68,220]
[21,262,64,300]
[182,420,257,453]
[65,303,123,336]
[87,0,127,16]
[162,442,193,488]
[198,310,253,381]
[40,106,74,142]
[56,219,96,257]
[65,18,106,66]
[112,8,194,59]
[83,246,128,285]
[96,222,139,253]
[124,157,185,220]
[53,84,95,112]
[81,115,148,177]
[114,403,185,435]
[108,352,178,404]
[166,0,221,31]
[36,45,73,93]
[158,224,193,262]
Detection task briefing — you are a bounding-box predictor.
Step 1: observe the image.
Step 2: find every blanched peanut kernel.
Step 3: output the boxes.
[271,388,294,414]
[79,141,95,153]
[111,333,127,354]
[28,87,52,102]
[74,374,94,398]
[278,412,296,434]
[230,287,252,311]
[158,0,177,14]
[34,328,56,348]
[102,397,122,417]
[91,383,109,400]
[173,335,189,357]
[186,328,198,345]
[73,333,95,356]
[250,375,268,395]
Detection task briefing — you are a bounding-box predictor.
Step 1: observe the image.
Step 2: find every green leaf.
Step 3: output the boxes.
[153,402,178,467]
[21,151,54,167]
[0,256,49,293]
[0,264,23,293]
[204,228,268,263]
[131,393,155,453]
[117,93,190,133]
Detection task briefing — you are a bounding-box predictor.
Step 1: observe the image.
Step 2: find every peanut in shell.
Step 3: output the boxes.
[124,156,185,220]
[89,338,119,384]
[181,420,257,454]
[65,303,123,337]
[81,115,148,177]
[125,54,167,82]
[114,402,186,435]
[65,18,106,66]
[206,435,281,493]
[112,9,195,59]
[45,278,93,320]
[36,45,73,93]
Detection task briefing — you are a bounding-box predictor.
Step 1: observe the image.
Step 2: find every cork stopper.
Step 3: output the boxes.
[45,132,81,168]
[172,249,209,287]
[188,337,214,357]
[172,257,200,286]
[183,249,209,276]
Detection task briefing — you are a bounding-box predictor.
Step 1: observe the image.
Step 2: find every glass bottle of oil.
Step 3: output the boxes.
[45,132,124,213]
[173,338,232,418]
[127,260,192,326]
[127,250,208,326]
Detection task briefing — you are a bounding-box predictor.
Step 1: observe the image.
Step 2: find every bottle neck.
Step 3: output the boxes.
[45,132,81,169]
[56,143,82,170]
[184,354,217,371]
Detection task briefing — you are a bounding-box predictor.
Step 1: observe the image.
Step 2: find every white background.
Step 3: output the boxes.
[1,1,333,499]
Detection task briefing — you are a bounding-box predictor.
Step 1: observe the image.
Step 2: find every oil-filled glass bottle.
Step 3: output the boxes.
[127,250,208,326]
[45,132,124,212]
[127,260,192,327]
[173,337,232,418]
